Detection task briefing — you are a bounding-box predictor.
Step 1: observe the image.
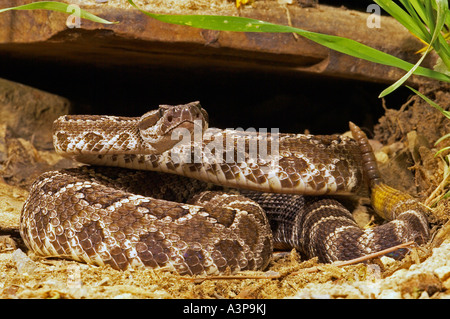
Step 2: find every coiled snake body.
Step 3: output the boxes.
[20,102,430,275]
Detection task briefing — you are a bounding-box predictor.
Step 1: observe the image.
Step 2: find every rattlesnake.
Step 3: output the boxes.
[20,102,430,275]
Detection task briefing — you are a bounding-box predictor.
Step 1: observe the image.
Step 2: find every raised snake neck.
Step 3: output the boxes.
[53,102,368,196]
[19,102,430,274]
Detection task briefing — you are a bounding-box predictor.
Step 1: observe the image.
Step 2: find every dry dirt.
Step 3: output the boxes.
[0,80,449,299]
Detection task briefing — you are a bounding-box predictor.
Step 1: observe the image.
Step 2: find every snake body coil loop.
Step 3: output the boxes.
[20,103,430,273]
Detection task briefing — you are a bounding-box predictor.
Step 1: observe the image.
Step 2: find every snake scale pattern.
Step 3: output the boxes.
[20,102,430,275]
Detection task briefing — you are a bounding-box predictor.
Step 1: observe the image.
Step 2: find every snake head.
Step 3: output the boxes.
[139,101,208,153]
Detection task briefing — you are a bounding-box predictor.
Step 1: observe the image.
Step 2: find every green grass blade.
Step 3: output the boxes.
[425,0,437,32]
[399,0,431,36]
[0,1,116,24]
[126,0,450,83]
[436,133,450,145]
[407,85,450,119]
[380,0,448,97]
[435,145,450,156]
[405,0,430,25]
[374,0,431,42]
[434,0,450,69]
[379,46,431,97]
[440,189,450,199]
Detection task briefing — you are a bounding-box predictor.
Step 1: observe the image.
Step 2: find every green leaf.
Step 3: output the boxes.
[435,145,450,156]
[380,0,447,97]
[405,0,430,25]
[433,0,450,70]
[425,0,437,32]
[374,0,431,42]
[435,56,450,75]
[407,85,450,119]
[376,0,450,72]
[379,47,431,97]
[0,1,116,24]
[436,132,450,145]
[441,189,450,200]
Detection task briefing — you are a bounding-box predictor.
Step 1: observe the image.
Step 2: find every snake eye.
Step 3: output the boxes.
[139,109,161,130]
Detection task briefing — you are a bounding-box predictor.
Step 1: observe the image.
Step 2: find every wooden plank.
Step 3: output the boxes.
[0,0,432,84]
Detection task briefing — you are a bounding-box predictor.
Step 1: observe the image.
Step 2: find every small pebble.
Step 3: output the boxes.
[11,249,37,275]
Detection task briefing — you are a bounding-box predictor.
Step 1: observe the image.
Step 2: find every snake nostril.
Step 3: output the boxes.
[167,115,173,122]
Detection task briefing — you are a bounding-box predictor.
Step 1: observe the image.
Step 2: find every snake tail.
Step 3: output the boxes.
[349,122,430,245]
[348,122,381,187]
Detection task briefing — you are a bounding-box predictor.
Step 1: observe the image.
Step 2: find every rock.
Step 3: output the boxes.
[399,273,443,298]
[434,266,450,281]
[0,235,17,252]
[0,179,28,230]
[0,78,71,150]
[0,123,7,164]
[0,0,430,85]
[0,82,77,188]
[11,249,37,275]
